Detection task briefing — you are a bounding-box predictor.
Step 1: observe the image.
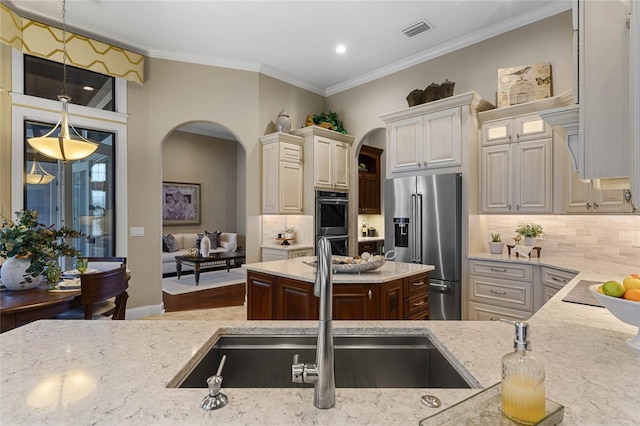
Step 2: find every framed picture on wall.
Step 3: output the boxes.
[162,182,200,225]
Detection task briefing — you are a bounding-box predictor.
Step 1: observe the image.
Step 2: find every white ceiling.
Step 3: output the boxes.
[7,0,570,139]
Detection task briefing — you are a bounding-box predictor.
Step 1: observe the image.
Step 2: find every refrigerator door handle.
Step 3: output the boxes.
[415,193,422,263]
[430,282,450,293]
[410,193,417,263]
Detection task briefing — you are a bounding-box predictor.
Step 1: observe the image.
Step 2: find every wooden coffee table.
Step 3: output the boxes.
[175,251,246,285]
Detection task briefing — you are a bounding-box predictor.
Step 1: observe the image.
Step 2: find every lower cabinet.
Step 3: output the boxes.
[262,247,313,262]
[247,270,429,320]
[358,240,384,256]
[534,266,577,311]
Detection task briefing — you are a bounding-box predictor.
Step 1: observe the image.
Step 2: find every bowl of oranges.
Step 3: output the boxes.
[589,274,640,351]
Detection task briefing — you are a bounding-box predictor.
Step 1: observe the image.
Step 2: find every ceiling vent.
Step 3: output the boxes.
[400,19,432,38]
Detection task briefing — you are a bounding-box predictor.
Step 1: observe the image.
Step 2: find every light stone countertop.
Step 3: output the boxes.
[1,262,639,424]
[244,257,434,284]
[260,243,314,251]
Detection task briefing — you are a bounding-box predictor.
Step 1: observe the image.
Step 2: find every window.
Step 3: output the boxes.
[11,50,128,262]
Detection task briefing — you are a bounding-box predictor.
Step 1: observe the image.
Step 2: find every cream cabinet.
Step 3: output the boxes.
[480,113,553,213]
[467,259,534,321]
[533,266,577,312]
[292,126,354,192]
[260,133,304,214]
[381,92,493,176]
[262,246,313,262]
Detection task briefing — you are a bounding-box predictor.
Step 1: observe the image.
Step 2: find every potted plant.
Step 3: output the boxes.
[488,233,505,254]
[312,111,347,134]
[515,223,543,246]
[0,209,85,290]
[283,226,296,240]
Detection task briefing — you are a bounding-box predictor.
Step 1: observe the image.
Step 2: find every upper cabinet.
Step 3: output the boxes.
[380,92,493,177]
[292,126,354,192]
[358,145,383,214]
[541,0,634,186]
[260,133,304,214]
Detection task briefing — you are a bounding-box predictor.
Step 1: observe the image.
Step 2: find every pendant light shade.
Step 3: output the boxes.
[26,154,55,185]
[26,0,99,163]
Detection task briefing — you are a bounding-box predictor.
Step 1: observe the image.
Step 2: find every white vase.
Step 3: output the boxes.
[275,109,291,133]
[488,242,505,254]
[524,237,537,246]
[200,234,211,257]
[0,257,42,290]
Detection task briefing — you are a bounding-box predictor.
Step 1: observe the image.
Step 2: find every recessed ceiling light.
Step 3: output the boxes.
[335,44,346,54]
[83,86,94,91]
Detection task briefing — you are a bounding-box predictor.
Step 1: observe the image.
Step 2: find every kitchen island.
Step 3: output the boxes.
[244,257,434,320]
[1,264,639,425]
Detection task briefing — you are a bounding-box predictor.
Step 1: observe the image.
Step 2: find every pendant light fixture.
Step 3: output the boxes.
[26,154,56,185]
[26,0,98,162]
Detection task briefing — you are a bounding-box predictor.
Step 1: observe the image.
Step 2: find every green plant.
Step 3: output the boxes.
[0,209,86,281]
[283,226,296,233]
[312,110,347,134]
[491,233,502,242]
[515,223,543,238]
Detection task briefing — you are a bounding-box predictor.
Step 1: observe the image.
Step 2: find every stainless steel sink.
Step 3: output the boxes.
[173,334,474,389]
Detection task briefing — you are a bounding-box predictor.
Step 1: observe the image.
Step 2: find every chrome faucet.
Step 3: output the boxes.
[292,237,335,409]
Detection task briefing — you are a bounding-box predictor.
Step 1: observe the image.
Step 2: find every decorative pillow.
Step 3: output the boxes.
[207,231,221,249]
[162,235,169,252]
[163,234,180,252]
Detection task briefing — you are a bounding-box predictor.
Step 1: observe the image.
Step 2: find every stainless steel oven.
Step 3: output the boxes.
[316,235,349,256]
[315,191,348,236]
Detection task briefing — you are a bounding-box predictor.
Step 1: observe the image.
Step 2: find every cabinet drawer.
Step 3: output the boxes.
[358,242,377,254]
[289,249,312,259]
[469,275,533,312]
[468,301,531,321]
[468,259,533,282]
[262,248,287,262]
[404,292,429,317]
[279,142,303,162]
[403,273,430,297]
[405,308,430,320]
[540,267,576,288]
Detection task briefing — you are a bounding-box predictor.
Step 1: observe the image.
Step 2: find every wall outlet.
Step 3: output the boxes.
[130,227,144,237]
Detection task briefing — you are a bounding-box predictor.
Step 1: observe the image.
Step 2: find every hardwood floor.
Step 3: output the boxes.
[140,304,247,321]
[162,282,245,312]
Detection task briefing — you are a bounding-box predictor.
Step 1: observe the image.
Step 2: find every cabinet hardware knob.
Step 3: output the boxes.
[413,281,425,286]
[412,299,426,307]
[490,289,508,295]
[490,267,507,272]
[593,202,599,210]
[368,289,372,300]
[586,202,591,210]
[516,204,520,211]
[508,204,512,210]
[551,276,566,283]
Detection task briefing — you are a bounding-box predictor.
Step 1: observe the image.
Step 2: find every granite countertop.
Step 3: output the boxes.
[358,236,384,242]
[1,265,639,424]
[244,257,434,284]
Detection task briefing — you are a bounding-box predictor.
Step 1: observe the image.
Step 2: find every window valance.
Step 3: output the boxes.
[1,4,144,84]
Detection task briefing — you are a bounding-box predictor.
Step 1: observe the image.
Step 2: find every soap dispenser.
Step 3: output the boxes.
[501,321,546,425]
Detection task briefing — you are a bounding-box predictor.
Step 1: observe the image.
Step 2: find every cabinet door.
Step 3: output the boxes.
[247,272,276,320]
[380,279,403,320]
[279,161,303,213]
[592,188,629,213]
[262,248,287,262]
[388,116,422,173]
[514,138,553,213]
[314,136,333,189]
[261,143,279,214]
[481,118,512,146]
[565,165,592,213]
[480,144,512,213]
[333,284,377,320]
[332,141,350,190]
[423,107,461,168]
[513,114,551,142]
[277,278,318,320]
[359,173,380,214]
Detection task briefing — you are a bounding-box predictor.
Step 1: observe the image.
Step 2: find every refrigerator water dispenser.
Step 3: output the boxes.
[393,218,409,248]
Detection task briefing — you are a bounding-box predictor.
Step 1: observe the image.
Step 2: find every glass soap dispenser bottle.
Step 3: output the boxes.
[501,321,546,425]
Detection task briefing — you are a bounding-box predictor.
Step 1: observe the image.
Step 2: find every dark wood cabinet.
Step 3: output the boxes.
[247,270,429,321]
[358,240,384,256]
[247,272,276,320]
[358,145,383,214]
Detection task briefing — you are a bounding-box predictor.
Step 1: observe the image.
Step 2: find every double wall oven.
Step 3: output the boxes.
[315,190,348,256]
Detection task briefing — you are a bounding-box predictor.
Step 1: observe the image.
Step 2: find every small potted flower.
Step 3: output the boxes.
[283,226,296,240]
[488,233,504,254]
[515,223,543,246]
[0,209,85,290]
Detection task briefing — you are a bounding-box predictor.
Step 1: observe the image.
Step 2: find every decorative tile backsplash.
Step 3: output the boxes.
[484,215,640,267]
[261,215,313,246]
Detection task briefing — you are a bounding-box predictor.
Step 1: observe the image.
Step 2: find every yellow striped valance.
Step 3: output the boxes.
[1,4,144,84]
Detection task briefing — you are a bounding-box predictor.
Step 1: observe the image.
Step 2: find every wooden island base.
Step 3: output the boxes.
[246,270,430,320]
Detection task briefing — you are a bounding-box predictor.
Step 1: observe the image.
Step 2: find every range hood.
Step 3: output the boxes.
[539,104,630,190]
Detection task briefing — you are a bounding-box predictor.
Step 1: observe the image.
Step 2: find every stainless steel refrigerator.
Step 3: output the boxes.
[384,173,462,320]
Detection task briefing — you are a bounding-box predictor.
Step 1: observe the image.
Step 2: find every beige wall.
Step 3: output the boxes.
[162,131,239,235]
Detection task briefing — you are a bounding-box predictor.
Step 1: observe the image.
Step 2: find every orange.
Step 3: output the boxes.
[597,285,604,294]
[623,288,640,302]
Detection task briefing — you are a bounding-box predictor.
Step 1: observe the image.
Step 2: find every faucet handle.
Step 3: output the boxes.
[292,353,304,383]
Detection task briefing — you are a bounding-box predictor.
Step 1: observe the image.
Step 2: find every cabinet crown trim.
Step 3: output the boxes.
[479,90,574,124]
[259,132,304,145]
[291,126,354,144]
[380,91,493,123]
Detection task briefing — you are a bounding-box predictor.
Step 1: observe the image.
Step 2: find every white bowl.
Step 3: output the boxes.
[589,284,640,350]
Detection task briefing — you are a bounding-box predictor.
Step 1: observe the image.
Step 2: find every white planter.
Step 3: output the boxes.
[524,237,537,246]
[0,257,43,290]
[488,242,505,254]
